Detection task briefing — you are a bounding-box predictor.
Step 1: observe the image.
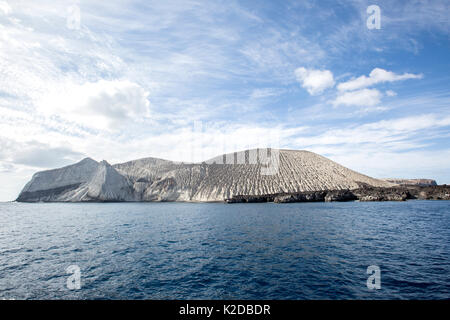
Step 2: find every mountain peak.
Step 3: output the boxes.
[99,160,111,166]
[78,157,98,165]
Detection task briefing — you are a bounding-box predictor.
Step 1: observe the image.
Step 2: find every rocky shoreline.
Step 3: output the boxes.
[225,185,450,203]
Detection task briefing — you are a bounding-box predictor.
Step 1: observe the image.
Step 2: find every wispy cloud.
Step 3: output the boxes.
[332,88,382,107]
[337,68,423,91]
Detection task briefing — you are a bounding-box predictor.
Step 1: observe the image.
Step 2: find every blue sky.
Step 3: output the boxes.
[0,0,449,200]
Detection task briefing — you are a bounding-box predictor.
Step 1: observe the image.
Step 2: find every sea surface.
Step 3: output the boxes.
[0,201,449,300]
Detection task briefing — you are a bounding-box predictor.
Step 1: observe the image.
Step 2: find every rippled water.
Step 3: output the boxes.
[0,201,449,299]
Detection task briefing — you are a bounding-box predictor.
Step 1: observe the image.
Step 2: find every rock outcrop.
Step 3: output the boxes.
[407,185,450,200]
[17,149,394,202]
[352,186,413,201]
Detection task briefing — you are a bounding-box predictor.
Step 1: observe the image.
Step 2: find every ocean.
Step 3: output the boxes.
[0,201,449,299]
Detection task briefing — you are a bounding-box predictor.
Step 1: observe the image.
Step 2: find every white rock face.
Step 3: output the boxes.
[85,160,134,201]
[17,158,134,202]
[17,149,394,202]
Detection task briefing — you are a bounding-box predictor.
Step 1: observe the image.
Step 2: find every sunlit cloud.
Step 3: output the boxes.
[295,67,335,95]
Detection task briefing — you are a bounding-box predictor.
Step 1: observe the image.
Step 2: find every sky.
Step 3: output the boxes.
[0,0,449,201]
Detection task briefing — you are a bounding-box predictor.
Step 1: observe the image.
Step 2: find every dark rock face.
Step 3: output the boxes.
[226,195,274,203]
[225,185,450,204]
[352,186,413,202]
[274,191,327,203]
[228,189,359,204]
[16,183,82,202]
[324,190,358,202]
[408,185,450,200]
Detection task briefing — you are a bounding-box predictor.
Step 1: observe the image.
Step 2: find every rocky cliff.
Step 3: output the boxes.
[17,149,394,202]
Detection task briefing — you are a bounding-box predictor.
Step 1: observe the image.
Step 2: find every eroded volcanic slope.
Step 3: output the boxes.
[17,149,394,202]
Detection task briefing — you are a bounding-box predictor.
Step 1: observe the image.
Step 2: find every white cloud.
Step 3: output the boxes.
[250,88,285,99]
[386,90,397,97]
[337,68,423,91]
[13,143,85,168]
[332,88,382,107]
[38,80,150,130]
[0,1,11,15]
[295,67,335,95]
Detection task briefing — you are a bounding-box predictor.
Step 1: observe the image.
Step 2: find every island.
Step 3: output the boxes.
[16,149,449,203]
